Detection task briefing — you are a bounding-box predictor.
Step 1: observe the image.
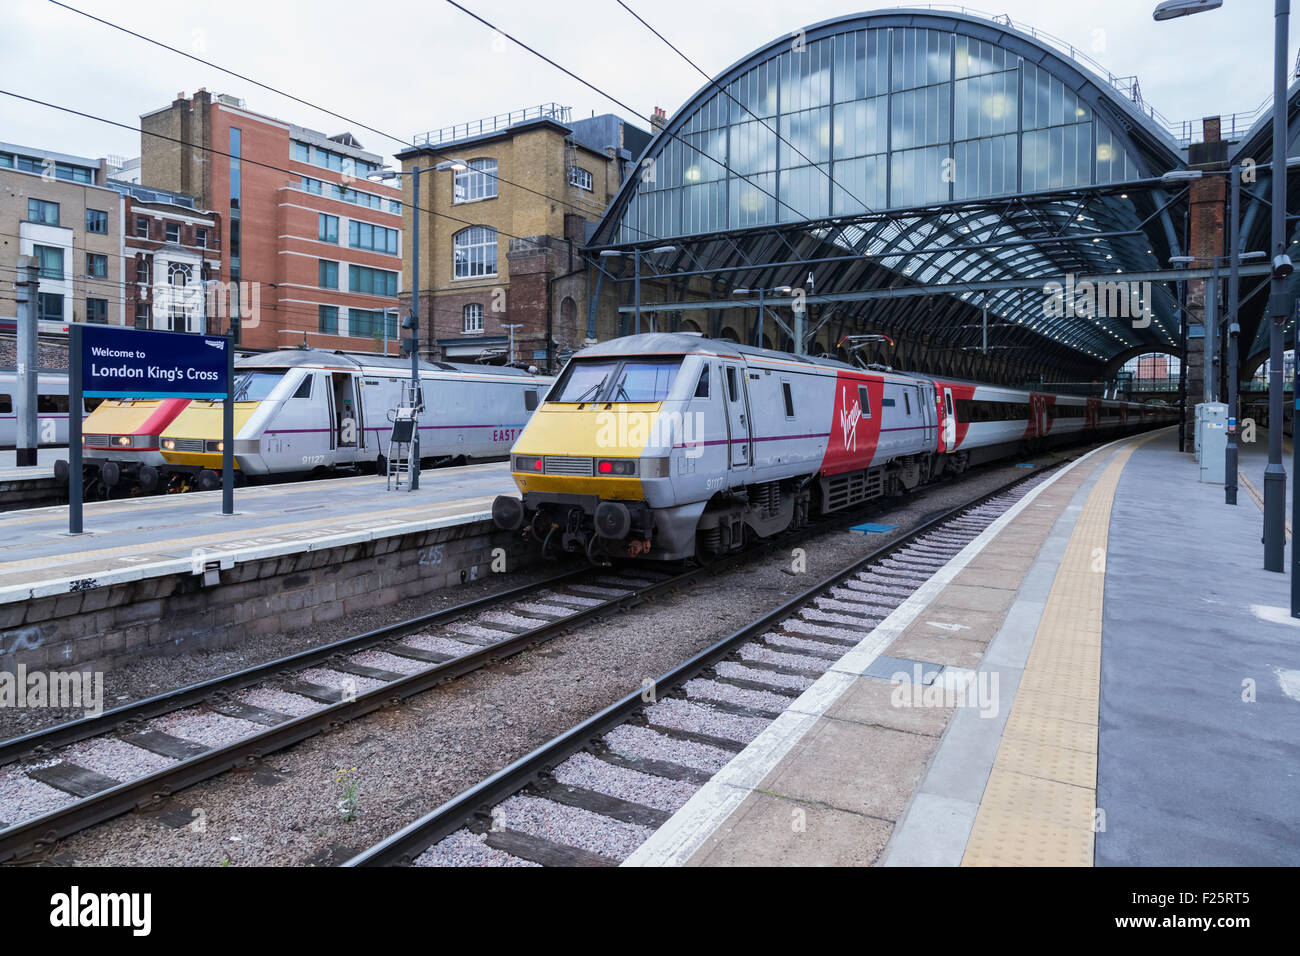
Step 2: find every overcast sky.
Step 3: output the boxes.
[1,0,1292,167]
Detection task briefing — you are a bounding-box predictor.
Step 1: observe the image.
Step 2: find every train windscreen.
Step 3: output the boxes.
[549,358,680,404]
[232,370,287,401]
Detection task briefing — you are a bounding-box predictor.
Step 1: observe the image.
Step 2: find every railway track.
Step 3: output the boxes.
[344,465,1058,867]
[0,459,1031,864]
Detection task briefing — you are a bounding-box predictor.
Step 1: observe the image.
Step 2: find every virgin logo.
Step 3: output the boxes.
[839,385,862,452]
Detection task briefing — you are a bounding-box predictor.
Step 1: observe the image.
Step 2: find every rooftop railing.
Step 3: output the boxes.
[414,104,572,147]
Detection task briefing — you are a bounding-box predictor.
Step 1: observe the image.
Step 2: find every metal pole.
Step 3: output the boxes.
[1227,165,1241,505]
[410,166,421,492]
[794,293,805,355]
[1264,0,1290,572]
[14,256,39,467]
[222,293,238,516]
[69,323,83,535]
[1205,262,1218,404]
[633,248,641,336]
[757,288,765,348]
[1178,297,1188,453]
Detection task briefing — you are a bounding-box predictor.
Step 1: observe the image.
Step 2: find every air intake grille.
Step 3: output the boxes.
[544,456,593,476]
[171,438,205,452]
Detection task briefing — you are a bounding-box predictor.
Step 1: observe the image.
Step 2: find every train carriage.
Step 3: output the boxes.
[493,333,1176,563]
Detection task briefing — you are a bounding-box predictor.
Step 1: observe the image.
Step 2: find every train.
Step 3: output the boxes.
[0,368,98,447]
[63,348,554,494]
[491,333,1178,562]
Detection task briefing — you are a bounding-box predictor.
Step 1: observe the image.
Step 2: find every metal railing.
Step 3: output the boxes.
[414,104,572,147]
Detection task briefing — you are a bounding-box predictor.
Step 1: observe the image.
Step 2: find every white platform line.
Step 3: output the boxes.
[622,440,1126,867]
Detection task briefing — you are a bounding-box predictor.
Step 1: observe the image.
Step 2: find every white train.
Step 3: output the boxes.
[0,368,96,448]
[145,349,554,491]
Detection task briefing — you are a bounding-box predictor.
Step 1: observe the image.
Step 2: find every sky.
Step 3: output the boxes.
[0,0,1293,168]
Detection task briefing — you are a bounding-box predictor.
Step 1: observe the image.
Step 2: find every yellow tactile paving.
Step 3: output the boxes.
[961,431,1161,867]
[1238,470,1291,540]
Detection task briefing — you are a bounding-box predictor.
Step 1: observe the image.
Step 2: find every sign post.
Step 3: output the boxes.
[68,323,83,534]
[75,324,230,533]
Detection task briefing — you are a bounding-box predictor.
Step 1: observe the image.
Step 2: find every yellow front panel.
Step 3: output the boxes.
[159,401,260,467]
[511,403,661,500]
[83,400,163,434]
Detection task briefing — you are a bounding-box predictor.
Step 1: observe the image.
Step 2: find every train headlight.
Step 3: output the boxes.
[514,456,544,473]
[162,439,175,451]
[115,436,131,446]
[205,440,225,453]
[596,459,636,476]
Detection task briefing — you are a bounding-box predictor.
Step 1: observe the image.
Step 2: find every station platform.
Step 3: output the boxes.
[626,427,1300,867]
[0,462,524,673]
[0,449,63,512]
[0,462,515,602]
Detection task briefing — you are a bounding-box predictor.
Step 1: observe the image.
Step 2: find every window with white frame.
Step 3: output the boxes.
[569,166,593,191]
[463,303,484,333]
[168,262,192,286]
[453,158,498,203]
[452,226,497,279]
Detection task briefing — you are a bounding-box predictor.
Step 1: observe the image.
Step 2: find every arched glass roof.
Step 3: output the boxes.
[589,10,1190,379]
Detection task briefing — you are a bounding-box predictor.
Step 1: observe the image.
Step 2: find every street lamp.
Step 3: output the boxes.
[732,286,794,350]
[1156,0,1290,577]
[598,245,677,335]
[369,164,431,490]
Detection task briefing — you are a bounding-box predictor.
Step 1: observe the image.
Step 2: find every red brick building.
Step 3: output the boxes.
[140,91,402,352]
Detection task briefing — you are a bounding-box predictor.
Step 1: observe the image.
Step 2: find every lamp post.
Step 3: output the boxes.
[732,286,794,350]
[371,162,454,491]
[1157,0,1290,571]
[599,246,677,335]
[1171,249,1268,503]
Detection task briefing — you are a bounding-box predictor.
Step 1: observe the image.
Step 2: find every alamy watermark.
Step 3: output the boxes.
[0,665,104,717]
[1042,273,1153,329]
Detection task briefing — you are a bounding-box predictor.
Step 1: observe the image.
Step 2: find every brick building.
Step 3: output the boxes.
[140,90,403,352]
[1,142,124,342]
[395,105,649,366]
[112,182,222,333]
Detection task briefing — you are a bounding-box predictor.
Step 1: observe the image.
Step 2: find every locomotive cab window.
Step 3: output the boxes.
[292,375,313,399]
[524,389,538,411]
[233,370,287,402]
[782,381,795,418]
[694,366,710,398]
[857,385,872,418]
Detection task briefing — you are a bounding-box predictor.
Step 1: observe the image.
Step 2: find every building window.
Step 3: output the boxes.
[86,253,107,278]
[569,166,593,191]
[347,264,398,296]
[453,158,498,203]
[230,127,242,208]
[86,298,108,324]
[195,228,207,248]
[33,245,63,280]
[347,308,386,338]
[166,222,180,243]
[348,220,398,254]
[168,305,187,332]
[37,293,63,322]
[229,220,241,257]
[135,258,150,284]
[318,305,339,335]
[134,303,150,328]
[27,199,59,226]
[463,303,484,333]
[135,216,149,238]
[318,213,338,244]
[319,259,339,289]
[86,209,108,234]
[168,262,192,287]
[452,226,497,279]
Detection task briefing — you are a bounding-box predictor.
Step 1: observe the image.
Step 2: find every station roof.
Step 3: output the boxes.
[586,9,1210,381]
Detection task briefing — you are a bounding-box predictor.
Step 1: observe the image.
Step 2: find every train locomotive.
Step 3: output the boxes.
[491,333,1176,562]
[146,349,552,492]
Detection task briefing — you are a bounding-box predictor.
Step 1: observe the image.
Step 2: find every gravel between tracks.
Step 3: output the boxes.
[10,452,1077,866]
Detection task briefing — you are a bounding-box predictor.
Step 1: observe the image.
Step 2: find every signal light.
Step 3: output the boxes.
[595,459,636,476]
[598,461,613,474]
[534,459,543,471]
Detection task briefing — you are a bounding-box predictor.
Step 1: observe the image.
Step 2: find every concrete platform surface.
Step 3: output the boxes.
[628,427,1300,867]
[0,462,516,602]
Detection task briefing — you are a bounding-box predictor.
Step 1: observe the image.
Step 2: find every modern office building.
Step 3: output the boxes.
[0,142,124,340]
[140,90,403,352]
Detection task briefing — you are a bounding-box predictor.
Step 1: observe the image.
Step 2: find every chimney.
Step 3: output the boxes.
[1203,115,1221,143]
[650,106,667,132]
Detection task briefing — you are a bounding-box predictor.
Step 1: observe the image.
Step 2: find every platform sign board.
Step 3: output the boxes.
[81,324,228,399]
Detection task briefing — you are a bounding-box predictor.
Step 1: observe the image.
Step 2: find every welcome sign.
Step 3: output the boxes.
[81,324,228,399]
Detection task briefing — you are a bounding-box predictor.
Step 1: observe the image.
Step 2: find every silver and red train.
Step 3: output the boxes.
[492,333,1175,561]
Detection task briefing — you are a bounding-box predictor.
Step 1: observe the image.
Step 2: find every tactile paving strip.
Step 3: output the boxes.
[961,432,1161,867]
